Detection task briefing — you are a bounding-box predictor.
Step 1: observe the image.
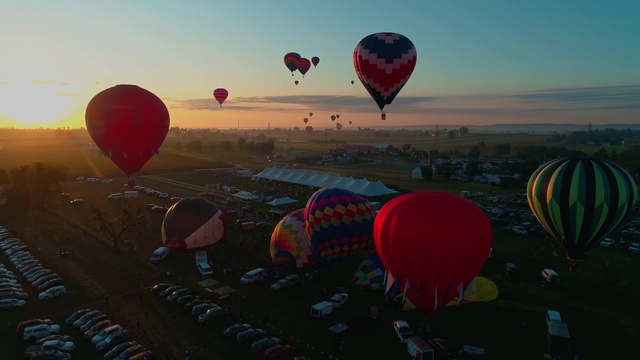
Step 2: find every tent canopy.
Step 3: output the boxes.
[266,196,298,206]
[233,191,260,200]
[198,278,219,288]
[212,286,236,296]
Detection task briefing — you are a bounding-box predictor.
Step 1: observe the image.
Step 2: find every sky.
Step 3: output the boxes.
[1,0,639,130]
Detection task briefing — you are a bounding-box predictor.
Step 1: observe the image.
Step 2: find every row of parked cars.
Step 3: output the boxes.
[0,227,67,308]
[151,282,300,359]
[599,237,640,253]
[66,307,154,359]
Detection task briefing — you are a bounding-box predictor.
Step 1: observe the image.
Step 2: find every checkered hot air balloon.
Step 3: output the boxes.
[351,250,386,290]
[304,188,375,263]
[527,157,638,262]
[353,32,417,120]
[270,209,312,269]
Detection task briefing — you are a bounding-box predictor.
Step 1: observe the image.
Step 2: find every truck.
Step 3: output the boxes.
[407,336,434,360]
[195,251,213,276]
[310,301,334,318]
[547,320,571,354]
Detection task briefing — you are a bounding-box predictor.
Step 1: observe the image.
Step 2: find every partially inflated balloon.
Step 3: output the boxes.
[161,197,227,251]
[85,84,170,178]
[305,188,375,263]
[311,56,320,67]
[353,32,417,118]
[298,58,311,77]
[213,88,228,106]
[374,191,492,314]
[270,209,313,268]
[527,157,638,261]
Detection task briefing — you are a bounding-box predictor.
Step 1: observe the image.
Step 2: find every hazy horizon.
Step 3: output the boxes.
[1,1,639,129]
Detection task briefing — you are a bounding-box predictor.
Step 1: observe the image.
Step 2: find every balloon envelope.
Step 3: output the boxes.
[336,123,342,131]
[527,157,638,261]
[303,118,308,124]
[85,84,170,177]
[270,209,313,268]
[161,197,227,251]
[284,52,302,73]
[305,188,375,263]
[353,32,417,112]
[298,58,311,77]
[374,191,492,314]
[331,115,336,121]
[311,56,320,67]
[351,250,386,290]
[213,88,228,106]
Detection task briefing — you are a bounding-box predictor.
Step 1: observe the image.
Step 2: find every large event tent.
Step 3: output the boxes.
[253,167,397,197]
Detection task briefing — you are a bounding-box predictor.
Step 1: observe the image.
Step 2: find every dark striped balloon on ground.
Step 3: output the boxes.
[527,157,638,261]
[161,197,227,251]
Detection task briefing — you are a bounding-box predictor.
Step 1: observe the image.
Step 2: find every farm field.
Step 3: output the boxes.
[0,131,639,359]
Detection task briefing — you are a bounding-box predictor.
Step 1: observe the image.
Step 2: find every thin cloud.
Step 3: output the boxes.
[33,80,53,85]
[0,82,13,87]
[58,92,78,97]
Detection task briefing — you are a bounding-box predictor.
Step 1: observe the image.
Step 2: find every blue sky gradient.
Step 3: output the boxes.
[1,0,638,129]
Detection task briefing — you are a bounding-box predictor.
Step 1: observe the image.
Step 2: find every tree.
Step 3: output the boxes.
[186,140,203,152]
[256,133,267,142]
[305,126,313,135]
[495,143,511,156]
[209,141,216,151]
[468,146,481,159]
[435,162,455,177]
[464,161,483,177]
[175,142,183,151]
[0,168,9,184]
[237,137,247,150]
[459,127,469,135]
[91,203,148,249]
[5,162,69,209]
[447,130,456,140]
[218,140,234,151]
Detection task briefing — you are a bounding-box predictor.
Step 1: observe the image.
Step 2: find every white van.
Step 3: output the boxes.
[240,268,267,284]
[151,247,170,262]
[124,191,139,198]
[23,324,61,341]
[108,193,123,200]
[310,301,334,318]
[197,262,214,277]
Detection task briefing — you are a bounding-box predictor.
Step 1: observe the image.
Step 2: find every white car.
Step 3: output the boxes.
[546,310,562,325]
[392,320,413,344]
[629,243,640,253]
[600,238,614,247]
[328,293,349,309]
[0,298,27,309]
[39,285,67,300]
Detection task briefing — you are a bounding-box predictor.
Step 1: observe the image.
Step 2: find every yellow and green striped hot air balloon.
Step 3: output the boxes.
[527,157,638,262]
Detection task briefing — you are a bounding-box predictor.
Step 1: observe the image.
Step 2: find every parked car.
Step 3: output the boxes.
[223,323,252,337]
[103,341,138,360]
[35,335,73,345]
[129,350,155,360]
[546,310,562,325]
[150,283,175,294]
[159,286,182,297]
[191,303,217,317]
[27,350,71,360]
[167,287,192,302]
[328,293,349,309]
[37,278,64,291]
[69,199,84,205]
[392,320,413,344]
[629,242,640,253]
[270,274,300,291]
[96,329,131,352]
[38,285,67,300]
[91,324,123,344]
[599,238,615,247]
[66,308,93,324]
[80,314,110,332]
[251,337,282,352]
[264,344,295,360]
[198,306,231,324]
[73,310,101,328]
[237,328,266,345]
[17,319,53,334]
[115,344,146,359]
[541,269,560,283]
[176,295,201,305]
[85,320,112,338]
[184,299,208,311]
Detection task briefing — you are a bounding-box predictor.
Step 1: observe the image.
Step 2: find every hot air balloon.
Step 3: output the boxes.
[270,209,313,269]
[309,112,313,117]
[336,123,342,131]
[85,84,170,178]
[311,56,320,67]
[298,58,311,77]
[331,115,336,121]
[161,197,227,251]
[351,80,355,85]
[336,114,340,119]
[351,250,386,290]
[303,118,309,124]
[213,88,228,107]
[374,191,492,314]
[305,188,375,263]
[294,80,299,86]
[349,121,352,125]
[284,52,302,75]
[353,32,417,120]
[527,157,638,262]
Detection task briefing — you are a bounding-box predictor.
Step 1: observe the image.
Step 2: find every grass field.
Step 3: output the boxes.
[1,131,639,359]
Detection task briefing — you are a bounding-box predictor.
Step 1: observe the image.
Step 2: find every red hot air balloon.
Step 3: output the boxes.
[311,56,320,67]
[213,88,228,107]
[303,118,309,124]
[349,121,352,125]
[374,191,492,315]
[85,84,170,178]
[298,58,311,77]
[353,32,417,120]
[336,114,340,119]
[284,52,302,75]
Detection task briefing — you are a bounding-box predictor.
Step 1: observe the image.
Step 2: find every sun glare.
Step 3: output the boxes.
[0,74,82,128]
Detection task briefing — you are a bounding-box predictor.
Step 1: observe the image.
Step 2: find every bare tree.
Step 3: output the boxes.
[91,203,148,249]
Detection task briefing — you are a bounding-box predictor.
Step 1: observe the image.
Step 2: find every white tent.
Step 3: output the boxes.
[253,167,397,196]
[265,197,298,206]
[232,191,260,201]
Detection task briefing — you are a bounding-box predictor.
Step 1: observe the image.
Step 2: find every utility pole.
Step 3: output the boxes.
[237,119,239,131]
[268,122,270,136]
